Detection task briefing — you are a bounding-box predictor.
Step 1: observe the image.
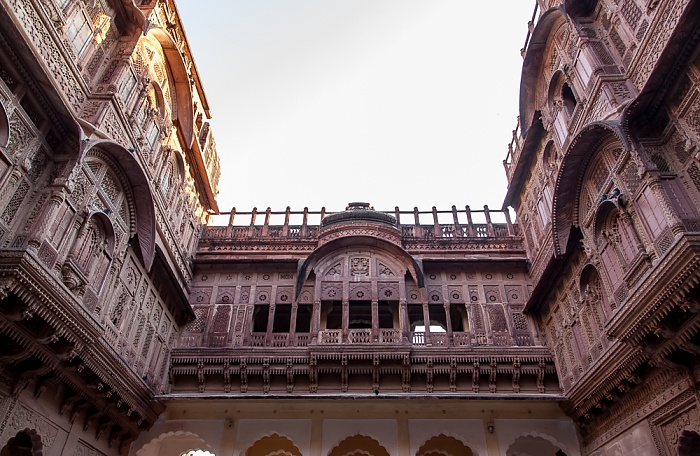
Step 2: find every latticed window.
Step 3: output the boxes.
[65,10,93,57]
[118,68,138,104]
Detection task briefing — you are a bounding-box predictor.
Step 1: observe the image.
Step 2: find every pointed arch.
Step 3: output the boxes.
[327,434,390,456]
[295,236,425,300]
[135,430,212,456]
[0,100,9,148]
[504,431,571,456]
[84,140,156,271]
[146,27,195,149]
[244,433,302,456]
[0,428,43,456]
[416,433,475,456]
[551,121,631,257]
[519,5,567,133]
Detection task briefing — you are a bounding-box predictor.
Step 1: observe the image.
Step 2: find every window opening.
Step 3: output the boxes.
[65,10,93,57]
[450,304,467,332]
[252,304,269,332]
[272,305,291,333]
[118,68,138,104]
[322,301,341,330]
[562,83,577,116]
[378,300,395,328]
[295,304,313,333]
[349,301,372,329]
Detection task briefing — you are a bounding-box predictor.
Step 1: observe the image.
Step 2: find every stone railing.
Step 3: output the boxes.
[203,205,518,241]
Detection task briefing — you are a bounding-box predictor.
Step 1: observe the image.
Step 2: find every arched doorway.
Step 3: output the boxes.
[506,435,567,456]
[328,434,390,456]
[416,433,474,456]
[678,430,700,456]
[136,431,213,456]
[0,428,42,456]
[244,433,302,456]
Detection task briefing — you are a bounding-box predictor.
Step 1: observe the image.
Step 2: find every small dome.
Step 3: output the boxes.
[321,202,397,228]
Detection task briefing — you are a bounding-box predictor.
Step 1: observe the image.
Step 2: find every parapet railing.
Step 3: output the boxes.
[202,206,519,240]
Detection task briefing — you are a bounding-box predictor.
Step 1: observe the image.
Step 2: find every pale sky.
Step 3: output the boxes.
[176,1,536,215]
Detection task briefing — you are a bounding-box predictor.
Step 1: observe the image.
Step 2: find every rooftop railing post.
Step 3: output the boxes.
[414,207,422,237]
[432,206,441,237]
[504,207,515,236]
[451,205,461,237]
[301,207,309,237]
[228,207,236,226]
[248,207,257,237]
[465,205,475,237]
[282,206,291,236]
[228,207,236,237]
[484,205,495,237]
[262,207,271,236]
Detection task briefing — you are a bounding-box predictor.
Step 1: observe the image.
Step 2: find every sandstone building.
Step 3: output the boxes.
[0,0,698,455]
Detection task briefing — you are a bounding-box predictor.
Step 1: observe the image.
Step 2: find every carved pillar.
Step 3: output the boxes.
[289,303,298,346]
[311,300,321,343]
[619,211,645,255]
[647,175,685,236]
[342,298,349,343]
[371,299,379,342]
[266,304,275,344]
[399,299,409,342]
[27,187,65,250]
[444,302,453,345]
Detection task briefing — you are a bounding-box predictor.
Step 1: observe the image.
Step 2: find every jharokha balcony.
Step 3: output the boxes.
[170,203,554,397]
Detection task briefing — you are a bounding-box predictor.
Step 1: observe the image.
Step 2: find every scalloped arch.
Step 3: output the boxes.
[0,100,9,148]
[416,433,476,456]
[504,431,569,456]
[84,140,157,271]
[244,432,302,456]
[551,121,630,257]
[327,434,390,456]
[295,236,425,300]
[146,27,195,149]
[135,430,213,456]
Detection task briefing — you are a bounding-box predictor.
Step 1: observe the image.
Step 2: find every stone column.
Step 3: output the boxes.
[266,303,275,344]
[311,299,321,343]
[647,175,684,236]
[342,298,349,343]
[27,188,65,251]
[289,303,298,346]
[371,299,379,341]
[399,299,409,342]
[444,302,453,345]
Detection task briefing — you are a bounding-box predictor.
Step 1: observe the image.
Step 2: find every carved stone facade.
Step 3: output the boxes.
[505,0,700,455]
[1,0,698,455]
[0,0,218,454]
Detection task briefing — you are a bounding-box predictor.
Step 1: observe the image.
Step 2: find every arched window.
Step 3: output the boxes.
[562,82,577,116]
[580,264,612,320]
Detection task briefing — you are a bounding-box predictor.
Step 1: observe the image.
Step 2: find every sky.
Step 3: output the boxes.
[176,1,536,216]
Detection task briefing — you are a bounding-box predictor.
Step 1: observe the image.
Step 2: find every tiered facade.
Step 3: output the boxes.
[505,0,700,454]
[0,0,699,455]
[0,0,219,454]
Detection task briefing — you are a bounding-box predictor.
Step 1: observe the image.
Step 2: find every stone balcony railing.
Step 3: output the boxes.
[244,330,535,348]
[202,205,519,242]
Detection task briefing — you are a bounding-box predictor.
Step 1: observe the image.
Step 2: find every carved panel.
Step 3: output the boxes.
[348,282,371,301]
[255,286,272,304]
[216,286,236,304]
[321,282,342,300]
[377,282,399,301]
[276,286,293,304]
[189,287,212,305]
